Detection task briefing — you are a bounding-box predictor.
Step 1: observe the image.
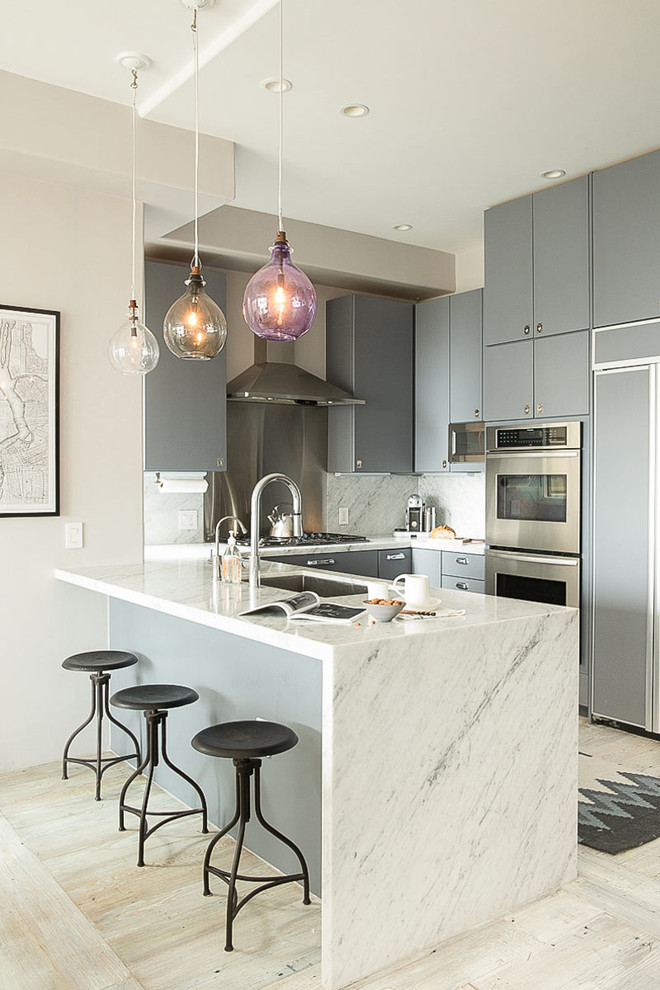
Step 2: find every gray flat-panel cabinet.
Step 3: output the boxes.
[592,149,660,328]
[144,260,227,472]
[484,330,590,422]
[378,548,412,580]
[450,289,483,423]
[483,195,533,345]
[327,295,414,474]
[411,548,441,587]
[269,550,378,578]
[483,338,534,421]
[592,367,652,728]
[415,296,450,473]
[484,176,589,345]
[414,289,483,473]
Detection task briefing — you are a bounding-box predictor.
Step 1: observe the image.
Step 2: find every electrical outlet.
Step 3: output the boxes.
[338,507,349,526]
[65,522,84,549]
[178,509,198,530]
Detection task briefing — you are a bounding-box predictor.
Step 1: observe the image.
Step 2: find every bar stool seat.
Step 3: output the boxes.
[61,650,141,801]
[111,683,209,867]
[192,719,311,952]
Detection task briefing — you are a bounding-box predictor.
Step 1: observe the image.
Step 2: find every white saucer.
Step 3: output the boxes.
[402,597,441,611]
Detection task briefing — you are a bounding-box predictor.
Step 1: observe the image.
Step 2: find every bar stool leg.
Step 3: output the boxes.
[160,717,209,834]
[62,674,97,780]
[103,679,141,769]
[253,764,311,905]
[202,767,241,896]
[225,762,252,951]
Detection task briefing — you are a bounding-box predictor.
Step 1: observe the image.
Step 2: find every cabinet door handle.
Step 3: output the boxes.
[474,408,480,418]
[536,402,544,415]
[306,557,336,566]
[355,459,363,470]
[536,322,543,334]
[386,552,406,560]
[456,582,469,590]
[523,325,531,335]
[442,459,447,468]
[455,557,469,565]
[523,404,531,415]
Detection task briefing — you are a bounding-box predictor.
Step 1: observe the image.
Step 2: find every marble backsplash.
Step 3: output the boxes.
[326,471,485,538]
[144,470,486,545]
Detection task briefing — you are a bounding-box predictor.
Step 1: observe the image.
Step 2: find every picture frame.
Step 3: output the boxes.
[0,304,60,516]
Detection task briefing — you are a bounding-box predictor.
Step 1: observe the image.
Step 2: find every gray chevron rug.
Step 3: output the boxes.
[578,752,660,854]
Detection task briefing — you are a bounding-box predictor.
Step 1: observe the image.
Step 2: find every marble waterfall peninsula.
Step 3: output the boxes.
[55,558,579,990]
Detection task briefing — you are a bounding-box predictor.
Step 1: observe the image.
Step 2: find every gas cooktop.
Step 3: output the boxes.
[236,532,370,548]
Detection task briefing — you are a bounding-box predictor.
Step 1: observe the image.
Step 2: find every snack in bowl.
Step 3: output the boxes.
[363,598,405,623]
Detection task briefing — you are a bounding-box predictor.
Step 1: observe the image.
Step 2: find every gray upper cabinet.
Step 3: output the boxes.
[415,296,450,473]
[144,259,227,473]
[449,289,483,423]
[483,176,590,345]
[327,295,414,474]
[483,330,590,422]
[483,195,533,345]
[592,149,660,328]
[414,289,483,473]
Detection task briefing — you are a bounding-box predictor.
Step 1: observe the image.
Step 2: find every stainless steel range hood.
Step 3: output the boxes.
[227,338,364,405]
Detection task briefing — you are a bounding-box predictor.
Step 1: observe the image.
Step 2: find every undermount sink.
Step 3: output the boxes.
[258,572,368,598]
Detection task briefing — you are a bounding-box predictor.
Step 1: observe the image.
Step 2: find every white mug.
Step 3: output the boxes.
[366,580,391,600]
[391,573,431,606]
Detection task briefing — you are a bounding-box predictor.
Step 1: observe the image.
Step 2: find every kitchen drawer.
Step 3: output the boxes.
[441,575,486,595]
[268,550,379,578]
[378,548,412,580]
[441,551,485,581]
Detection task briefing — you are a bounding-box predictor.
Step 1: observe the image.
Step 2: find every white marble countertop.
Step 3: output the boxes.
[55,555,563,663]
[144,534,485,560]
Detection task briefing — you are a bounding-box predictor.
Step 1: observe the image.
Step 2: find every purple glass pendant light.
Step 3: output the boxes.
[242,0,317,341]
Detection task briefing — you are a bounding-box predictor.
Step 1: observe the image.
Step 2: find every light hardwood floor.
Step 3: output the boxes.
[2,719,660,990]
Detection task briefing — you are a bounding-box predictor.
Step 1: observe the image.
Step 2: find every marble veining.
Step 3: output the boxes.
[54,560,578,990]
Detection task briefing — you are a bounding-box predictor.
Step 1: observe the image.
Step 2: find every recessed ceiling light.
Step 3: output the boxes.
[340,104,369,118]
[261,77,293,93]
[393,224,413,231]
[541,169,566,180]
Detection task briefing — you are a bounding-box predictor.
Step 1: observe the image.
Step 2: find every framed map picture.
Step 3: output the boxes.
[0,305,60,516]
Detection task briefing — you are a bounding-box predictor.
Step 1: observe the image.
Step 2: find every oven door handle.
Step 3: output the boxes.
[486,450,579,459]
[486,550,579,566]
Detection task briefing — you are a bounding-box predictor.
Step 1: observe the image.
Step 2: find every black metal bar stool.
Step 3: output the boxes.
[110,683,209,867]
[61,650,142,801]
[191,719,311,952]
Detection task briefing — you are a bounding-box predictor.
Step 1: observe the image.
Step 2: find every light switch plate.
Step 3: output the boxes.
[338,507,349,526]
[65,522,84,549]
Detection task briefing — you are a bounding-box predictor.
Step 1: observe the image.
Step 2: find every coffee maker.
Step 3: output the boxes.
[405,493,425,532]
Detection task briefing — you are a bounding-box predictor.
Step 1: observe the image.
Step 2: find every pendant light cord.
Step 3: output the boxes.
[278,0,283,232]
[192,8,201,270]
[130,69,138,303]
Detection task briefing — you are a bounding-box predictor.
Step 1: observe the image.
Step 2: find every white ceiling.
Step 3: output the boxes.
[2,0,660,258]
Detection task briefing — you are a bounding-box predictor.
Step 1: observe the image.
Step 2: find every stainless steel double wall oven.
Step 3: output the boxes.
[485,422,582,608]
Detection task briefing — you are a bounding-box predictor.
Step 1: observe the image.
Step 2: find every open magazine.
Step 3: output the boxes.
[239,591,366,624]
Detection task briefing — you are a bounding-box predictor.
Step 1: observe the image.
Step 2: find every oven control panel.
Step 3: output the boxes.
[487,421,581,451]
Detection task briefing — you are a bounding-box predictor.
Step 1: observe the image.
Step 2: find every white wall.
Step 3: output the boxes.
[454,242,485,293]
[0,171,144,772]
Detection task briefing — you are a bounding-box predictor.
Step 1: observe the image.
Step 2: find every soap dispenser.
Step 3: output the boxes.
[221,530,242,584]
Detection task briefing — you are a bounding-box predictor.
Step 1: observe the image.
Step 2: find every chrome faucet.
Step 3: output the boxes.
[249,473,303,586]
[212,515,247,580]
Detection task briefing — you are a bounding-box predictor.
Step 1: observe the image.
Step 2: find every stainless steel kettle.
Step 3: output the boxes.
[267,504,296,538]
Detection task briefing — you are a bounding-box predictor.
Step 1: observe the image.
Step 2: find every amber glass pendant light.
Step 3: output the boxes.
[242,0,317,341]
[109,63,160,375]
[163,4,227,360]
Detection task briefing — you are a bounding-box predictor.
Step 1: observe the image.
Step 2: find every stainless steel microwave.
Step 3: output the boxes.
[448,422,485,464]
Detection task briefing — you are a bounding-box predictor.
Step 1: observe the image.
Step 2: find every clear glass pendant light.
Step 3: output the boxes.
[163,6,227,360]
[109,67,160,375]
[242,0,317,341]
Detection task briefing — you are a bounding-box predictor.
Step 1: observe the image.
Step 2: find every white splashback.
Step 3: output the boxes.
[326,472,485,538]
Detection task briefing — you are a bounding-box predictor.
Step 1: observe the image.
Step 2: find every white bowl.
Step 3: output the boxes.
[363,599,405,623]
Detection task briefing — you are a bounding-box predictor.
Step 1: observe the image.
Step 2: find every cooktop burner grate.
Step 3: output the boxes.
[236,532,370,548]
